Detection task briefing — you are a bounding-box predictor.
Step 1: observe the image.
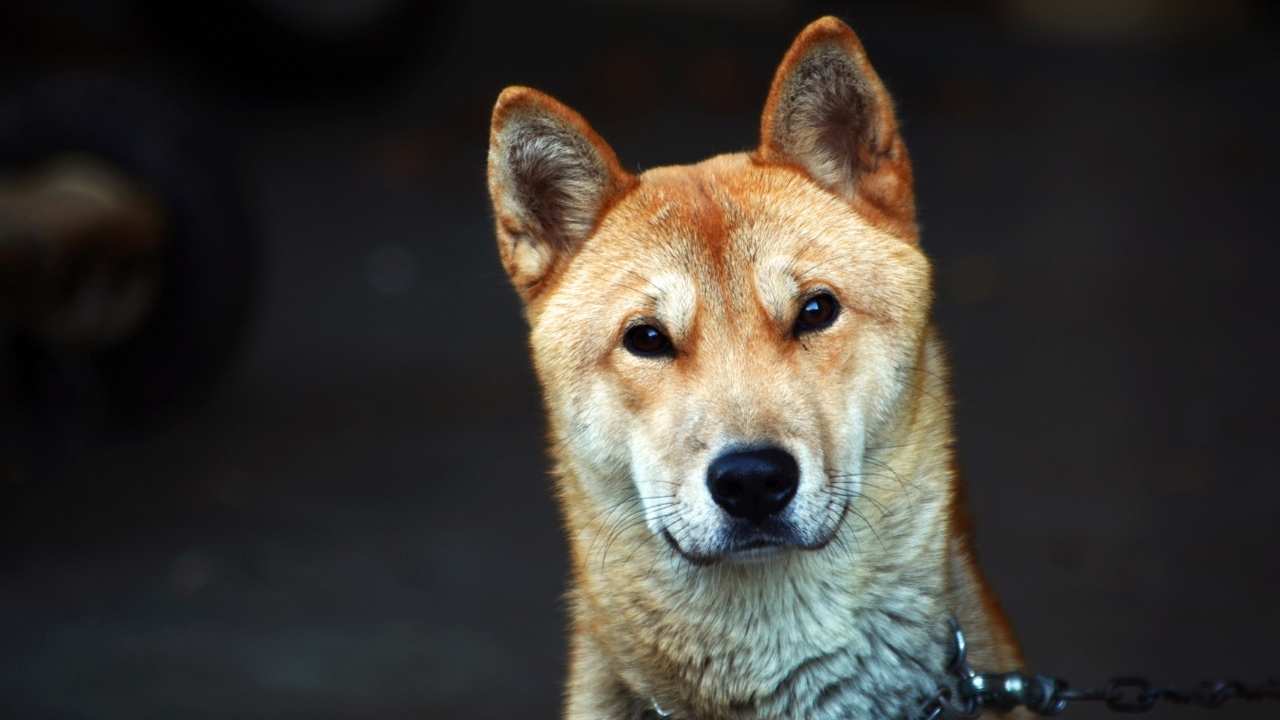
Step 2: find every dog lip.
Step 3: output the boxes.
[798,498,851,552]
[662,503,850,566]
[662,528,795,566]
[661,529,722,567]
[726,519,798,549]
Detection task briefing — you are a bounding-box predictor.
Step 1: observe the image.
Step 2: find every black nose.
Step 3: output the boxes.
[706,447,799,524]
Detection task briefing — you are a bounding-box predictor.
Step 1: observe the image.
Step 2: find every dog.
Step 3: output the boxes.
[485,16,1023,720]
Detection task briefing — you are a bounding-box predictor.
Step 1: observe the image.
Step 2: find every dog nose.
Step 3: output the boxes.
[706,447,799,524]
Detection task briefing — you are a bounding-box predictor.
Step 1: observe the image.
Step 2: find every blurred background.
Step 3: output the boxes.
[1,1,1277,718]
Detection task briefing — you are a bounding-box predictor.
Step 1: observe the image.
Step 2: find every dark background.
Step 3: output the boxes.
[2,1,1278,718]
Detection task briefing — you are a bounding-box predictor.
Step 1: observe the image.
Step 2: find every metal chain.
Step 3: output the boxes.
[918,619,1280,719]
[643,617,1278,720]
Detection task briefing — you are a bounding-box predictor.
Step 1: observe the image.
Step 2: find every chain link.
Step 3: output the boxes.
[915,620,1280,719]
[643,618,1278,720]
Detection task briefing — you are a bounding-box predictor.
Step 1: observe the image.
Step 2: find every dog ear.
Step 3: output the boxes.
[487,86,633,299]
[758,17,917,241]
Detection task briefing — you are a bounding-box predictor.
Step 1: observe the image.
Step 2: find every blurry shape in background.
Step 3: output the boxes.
[585,0,793,20]
[1001,0,1251,42]
[0,155,165,348]
[0,74,258,422]
[257,0,409,36]
[139,0,452,96]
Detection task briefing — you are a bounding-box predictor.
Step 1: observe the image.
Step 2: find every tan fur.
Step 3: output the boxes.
[487,16,1023,720]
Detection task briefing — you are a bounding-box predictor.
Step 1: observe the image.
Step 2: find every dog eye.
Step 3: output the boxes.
[794,292,840,335]
[623,324,674,357]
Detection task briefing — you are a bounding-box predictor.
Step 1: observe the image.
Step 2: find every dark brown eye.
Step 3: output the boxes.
[794,292,839,335]
[623,324,674,357]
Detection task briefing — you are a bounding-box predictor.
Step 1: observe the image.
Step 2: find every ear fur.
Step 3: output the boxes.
[758,16,917,241]
[487,86,633,299]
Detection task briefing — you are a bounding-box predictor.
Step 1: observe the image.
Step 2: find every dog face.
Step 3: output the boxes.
[488,18,930,566]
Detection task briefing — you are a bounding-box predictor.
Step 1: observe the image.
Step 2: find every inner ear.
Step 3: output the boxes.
[487,87,632,298]
[759,17,917,241]
[500,113,608,248]
[770,43,876,196]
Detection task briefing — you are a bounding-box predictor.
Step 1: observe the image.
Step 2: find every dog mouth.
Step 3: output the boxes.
[661,531,785,566]
[661,502,848,566]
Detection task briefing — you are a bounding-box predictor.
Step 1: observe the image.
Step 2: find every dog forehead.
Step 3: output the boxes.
[546,153,927,331]
[587,156,846,276]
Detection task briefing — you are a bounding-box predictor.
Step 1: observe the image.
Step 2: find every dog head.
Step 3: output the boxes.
[487,17,932,566]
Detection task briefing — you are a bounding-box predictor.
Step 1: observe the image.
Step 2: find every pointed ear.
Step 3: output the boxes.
[758,17,917,241]
[487,86,633,299]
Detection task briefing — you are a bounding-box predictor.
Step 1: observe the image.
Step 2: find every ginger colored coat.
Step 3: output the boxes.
[487,16,1023,720]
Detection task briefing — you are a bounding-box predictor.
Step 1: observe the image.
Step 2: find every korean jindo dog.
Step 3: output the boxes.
[486,16,1023,720]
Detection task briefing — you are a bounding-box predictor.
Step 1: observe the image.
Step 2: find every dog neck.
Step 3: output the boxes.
[566,504,956,719]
